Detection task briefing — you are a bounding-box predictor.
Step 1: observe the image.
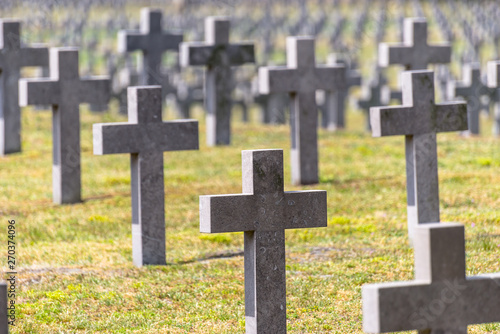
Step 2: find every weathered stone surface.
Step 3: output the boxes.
[0,19,48,155]
[118,8,182,87]
[19,47,110,204]
[259,37,345,185]
[200,149,327,334]
[370,70,467,240]
[363,223,500,333]
[180,17,255,146]
[447,63,493,135]
[93,86,198,267]
[0,282,6,334]
[379,17,451,70]
[487,60,500,135]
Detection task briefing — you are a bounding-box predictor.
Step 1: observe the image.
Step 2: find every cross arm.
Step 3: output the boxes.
[180,42,213,67]
[117,30,147,53]
[226,43,255,65]
[161,33,183,51]
[378,43,411,67]
[93,120,199,155]
[20,44,49,67]
[79,77,110,105]
[200,194,256,233]
[283,190,327,229]
[370,105,414,137]
[258,66,299,94]
[426,44,451,64]
[19,78,59,106]
[314,65,346,91]
[362,275,500,333]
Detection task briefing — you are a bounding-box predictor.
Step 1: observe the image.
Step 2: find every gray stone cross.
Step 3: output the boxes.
[19,48,110,204]
[259,37,345,185]
[93,86,198,267]
[487,60,500,135]
[379,17,451,70]
[180,16,255,146]
[447,63,494,135]
[370,70,467,240]
[200,149,327,334]
[118,8,183,86]
[0,19,48,155]
[363,223,500,333]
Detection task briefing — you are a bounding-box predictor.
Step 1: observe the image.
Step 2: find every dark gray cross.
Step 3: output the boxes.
[370,70,467,240]
[379,17,451,70]
[200,149,327,334]
[487,60,500,135]
[0,281,6,333]
[447,63,494,135]
[19,48,110,204]
[118,8,183,86]
[93,86,198,267]
[363,223,500,334]
[323,54,361,130]
[0,19,48,155]
[259,37,345,185]
[180,16,255,146]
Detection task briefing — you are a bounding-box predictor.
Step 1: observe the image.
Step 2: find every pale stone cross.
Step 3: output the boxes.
[370,70,467,240]
[379,17,451,70]
[19,48,110,204]
[180,16,255,146]
[93,86,198,267]
[0,19,48,155]
[363,223,500,333]
[487,61,500,135]
[259,37,345,185]
[200,149,327,334]
[118,8,183,86]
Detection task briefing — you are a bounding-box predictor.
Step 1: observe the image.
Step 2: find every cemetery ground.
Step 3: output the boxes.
[1,103,499,333]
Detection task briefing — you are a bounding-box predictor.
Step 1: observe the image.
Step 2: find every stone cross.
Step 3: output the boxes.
[93,86,198,267]
[259,37,345,185]
[200,149,327,334]
[358,68,390,131]
[487,60,500,135]
[19,48,110,204]
[379,17,451,70]
[0,19,48,155]
[322,54,362,130]
[118,8,183,86]
[370,70,467,240]
[363,223,500,333]
[0,282,6,334]
[180,16,255,146]
[447,63,494,135]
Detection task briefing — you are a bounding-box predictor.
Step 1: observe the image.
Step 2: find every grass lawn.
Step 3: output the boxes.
[1,101,499,333]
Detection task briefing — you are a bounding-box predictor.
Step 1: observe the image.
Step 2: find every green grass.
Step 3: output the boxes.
[1,100,499,333]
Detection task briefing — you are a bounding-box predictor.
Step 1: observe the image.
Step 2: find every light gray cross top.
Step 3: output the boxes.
[379,17,451,70]
[363,223,500,333]
[0,19,48,156]
[259,37,345,185]
[19,48,110,204]
[118,8,183,86]
[200,149,327,334]
[447,63,493,135]
[0,282,6,333]
[94,86,198,267]
[180,16,255,146]
[370,70,467,240]
[487,61,500,135]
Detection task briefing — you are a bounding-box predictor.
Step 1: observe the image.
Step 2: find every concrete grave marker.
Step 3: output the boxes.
[363,223,500,333]
[93,86,198,267]
[259,37,345,185]
[0,19,48,155]
[370,70,467,240]
[180,16,255,146]
[447,63,494,135]
[200,149,327,333]
[19,48,110,204]
[322,54,362,130]
[487,60,500,135]
[118,8,183,86]
[379,17,451,70]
